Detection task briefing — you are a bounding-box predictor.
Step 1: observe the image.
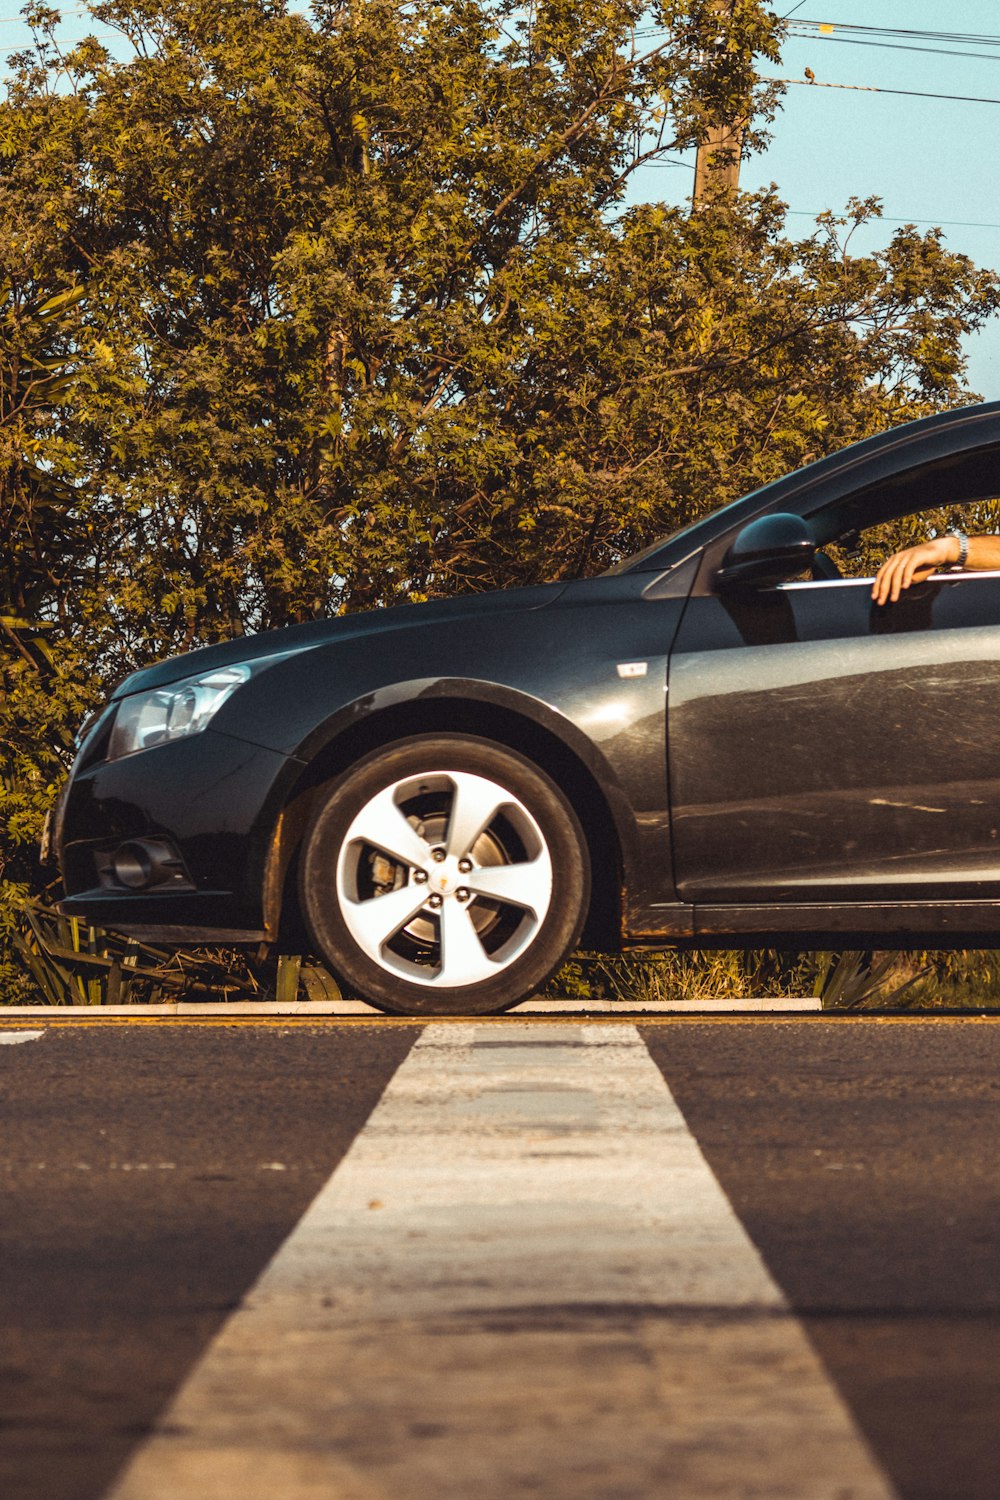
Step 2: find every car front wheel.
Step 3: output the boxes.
[298,734,590,1015]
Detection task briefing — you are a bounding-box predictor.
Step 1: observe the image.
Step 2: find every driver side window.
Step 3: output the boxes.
[821,497,1000,580]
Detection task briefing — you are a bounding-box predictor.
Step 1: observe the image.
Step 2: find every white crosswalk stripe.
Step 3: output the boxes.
[107,1022,896,1499]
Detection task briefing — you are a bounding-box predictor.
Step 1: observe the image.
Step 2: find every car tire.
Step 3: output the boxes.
[298,734,590,1015]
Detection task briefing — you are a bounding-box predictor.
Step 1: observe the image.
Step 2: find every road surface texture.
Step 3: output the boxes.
[1,1016,998,1500]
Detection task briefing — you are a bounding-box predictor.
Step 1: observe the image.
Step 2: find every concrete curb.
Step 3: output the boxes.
[0,996,823,1017]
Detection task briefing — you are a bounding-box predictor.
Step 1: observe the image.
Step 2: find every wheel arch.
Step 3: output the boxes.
[264,687,629,954]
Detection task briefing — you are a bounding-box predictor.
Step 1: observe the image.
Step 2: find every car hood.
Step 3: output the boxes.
[111,581,571,698]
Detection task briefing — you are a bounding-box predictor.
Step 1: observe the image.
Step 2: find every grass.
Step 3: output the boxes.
[553,949,1000,1011]
[7,894,1000,1009]
[3,898,339,1006]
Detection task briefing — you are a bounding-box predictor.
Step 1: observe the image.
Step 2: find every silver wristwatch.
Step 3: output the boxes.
[946,528,969,570]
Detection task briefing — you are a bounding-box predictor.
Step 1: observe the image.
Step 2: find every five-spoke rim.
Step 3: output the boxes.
[335,769,554,988]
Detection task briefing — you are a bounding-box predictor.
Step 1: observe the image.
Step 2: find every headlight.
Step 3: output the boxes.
[107,664,252,761]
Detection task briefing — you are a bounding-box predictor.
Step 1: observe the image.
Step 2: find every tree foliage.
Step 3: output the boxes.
[1,0,998,991]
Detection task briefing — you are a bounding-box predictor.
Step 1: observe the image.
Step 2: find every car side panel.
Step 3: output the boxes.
[229,590,687,930]
[670,573,1000,902]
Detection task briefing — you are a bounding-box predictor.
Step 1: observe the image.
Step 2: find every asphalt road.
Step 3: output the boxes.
[1,1017,999,1500]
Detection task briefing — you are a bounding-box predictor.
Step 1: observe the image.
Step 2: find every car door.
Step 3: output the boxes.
[668,566,1000,903]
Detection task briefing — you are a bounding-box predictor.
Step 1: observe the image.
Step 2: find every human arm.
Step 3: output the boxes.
[871,534,1000,605]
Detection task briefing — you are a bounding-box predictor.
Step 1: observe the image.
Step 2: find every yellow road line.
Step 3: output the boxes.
[3,1012,1000,1028]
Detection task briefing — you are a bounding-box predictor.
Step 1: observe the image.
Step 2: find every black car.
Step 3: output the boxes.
[55,400,1000,1013]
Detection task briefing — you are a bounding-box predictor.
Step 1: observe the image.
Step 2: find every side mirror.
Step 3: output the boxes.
[716,513,816,589]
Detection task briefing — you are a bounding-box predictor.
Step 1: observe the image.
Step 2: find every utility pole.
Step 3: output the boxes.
[692,0,742,206]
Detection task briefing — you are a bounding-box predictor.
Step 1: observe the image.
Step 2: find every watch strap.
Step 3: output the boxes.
[947,528,969,570]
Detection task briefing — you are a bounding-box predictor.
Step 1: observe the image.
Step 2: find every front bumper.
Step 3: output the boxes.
[58,727,301,938]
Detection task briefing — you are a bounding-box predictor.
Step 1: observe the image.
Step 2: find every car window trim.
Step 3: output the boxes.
[776,578,873,591]
[776,568,1000,592]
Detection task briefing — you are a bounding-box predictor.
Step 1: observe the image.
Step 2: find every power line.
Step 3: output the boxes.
[768,75,1000,106]
[788,33,1000,64]
[784,210,1000,231]
[791,21,1000,46]
[624,160,1000,227]
[635,20,1000,49]
[624,168,1000,230]
[0,5,93,24]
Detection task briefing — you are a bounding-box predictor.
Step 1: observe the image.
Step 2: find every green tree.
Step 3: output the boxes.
[2,0,780,657]
[0,260,95,995]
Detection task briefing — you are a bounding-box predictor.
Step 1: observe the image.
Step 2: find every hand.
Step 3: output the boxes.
[871,537,958,605]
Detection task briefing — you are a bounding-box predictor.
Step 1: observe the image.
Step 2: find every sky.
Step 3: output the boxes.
[643,2,1000,398]
[1,1,999,396]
